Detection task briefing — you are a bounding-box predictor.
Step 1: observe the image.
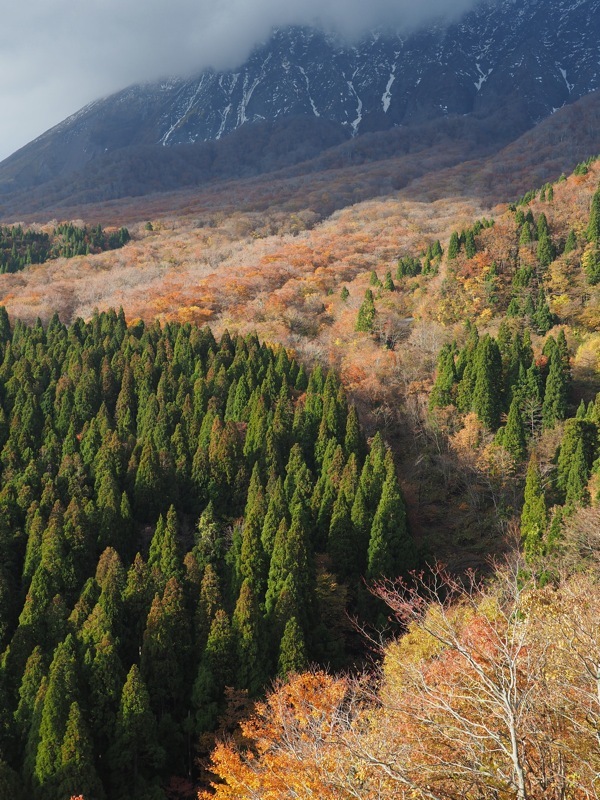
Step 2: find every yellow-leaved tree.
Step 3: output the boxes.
[202,563,600,800]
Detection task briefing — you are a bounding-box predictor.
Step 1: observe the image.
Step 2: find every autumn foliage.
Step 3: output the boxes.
[203,565,600,800]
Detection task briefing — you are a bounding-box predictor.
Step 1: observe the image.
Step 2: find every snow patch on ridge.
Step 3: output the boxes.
[382,61,397,112]
[347,78,362,135]
[298,66,320,117]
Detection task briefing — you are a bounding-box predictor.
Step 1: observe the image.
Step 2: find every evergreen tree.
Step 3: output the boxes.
[556,419,597,503]
[356,290,376,332]
[277,616,307,678]
[14,646,46,744]
[519,222,532,245]
[464,229,476,259]
[343,404,364,460]
[471,335,503,430]
[542,347,569,429]
[537,229,555,268]
[34,636,79,794]
[110,665,164,799]
[134,438,164,520]
[261,478,286,557]
[587,185,600,242]
[521,454,548,562]
[564,438,590,509]
[57,701,104,800]
[429,343,457,409]
[195,563,223,654]
[582,243,600,285]
[533,288,553,334]
[498,393,527,462]
[84,625,124,751]
[149,505,182,586]
[232,579,267,695]
[141,577,191,718]
[238,464,268,595]
[564,228,577,254]
[447,231,460,259]
[366,457,416,580]
[327,493,356,578]
[192,609,234,733]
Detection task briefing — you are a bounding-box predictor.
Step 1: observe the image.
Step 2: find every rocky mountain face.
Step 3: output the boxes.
[150,0,600,144]
[0,0,598,210]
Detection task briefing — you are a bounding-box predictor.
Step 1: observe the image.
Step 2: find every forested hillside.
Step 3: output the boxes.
[0,310,417,798]
[198,163,600,800]
[0,224,130,275]
[0,97,598,800]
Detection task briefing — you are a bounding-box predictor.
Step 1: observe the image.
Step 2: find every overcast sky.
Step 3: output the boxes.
[0,0,484,161]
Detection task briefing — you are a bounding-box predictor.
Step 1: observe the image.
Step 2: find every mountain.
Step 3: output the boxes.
[0,0,599,216]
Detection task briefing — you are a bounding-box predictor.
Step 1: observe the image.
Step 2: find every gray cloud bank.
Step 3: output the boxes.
[0,0,485,160]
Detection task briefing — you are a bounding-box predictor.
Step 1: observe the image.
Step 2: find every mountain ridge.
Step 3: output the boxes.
[0,0,599,214]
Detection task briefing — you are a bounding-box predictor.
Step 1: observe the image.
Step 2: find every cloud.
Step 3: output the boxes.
[0,0,483,161]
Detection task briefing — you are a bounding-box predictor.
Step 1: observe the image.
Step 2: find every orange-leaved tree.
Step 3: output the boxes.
[202,564,600,800]
[200,671,362,800]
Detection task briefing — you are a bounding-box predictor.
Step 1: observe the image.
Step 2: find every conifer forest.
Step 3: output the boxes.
[0,309,413,798]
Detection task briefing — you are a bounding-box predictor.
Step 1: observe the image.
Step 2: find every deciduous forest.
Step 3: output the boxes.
[0,107,599,800]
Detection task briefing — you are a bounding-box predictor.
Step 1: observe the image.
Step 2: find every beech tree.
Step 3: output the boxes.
[203,567,600,800]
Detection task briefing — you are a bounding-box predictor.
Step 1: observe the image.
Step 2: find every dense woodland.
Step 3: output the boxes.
[0,310,416,798]
[198,165,600,799]
[0,119,598,800]
[0,224,130,274]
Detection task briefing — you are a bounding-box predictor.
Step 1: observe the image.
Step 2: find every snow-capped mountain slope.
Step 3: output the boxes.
[0,0,598,200]
[70,0,600,147]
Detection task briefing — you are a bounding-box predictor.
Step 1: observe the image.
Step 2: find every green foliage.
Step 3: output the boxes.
[471,335,503,430]
[58,702,105,800]
[356,289,376,332]
[512,265,533,288]
[277,616,307,678]
[233,580,267,695]
[521,454,548,563]
[447,231,460,260]
[0,307,412,794]
[588,185,600,242]
[517,189,537,205]
[396,255,422,278]
[464,229,476,259]
[497,393,527,462]
[366,453,416,580]
[573,156,597,176]
[429,344,457,410]
[542,340,570,429]
[0,223,129,274]
[583,244,600,285]
[556,419,597,506]
[519,222,533,244]
[533,288,553,335]
[33,636,78,794]
[110,664,163,798]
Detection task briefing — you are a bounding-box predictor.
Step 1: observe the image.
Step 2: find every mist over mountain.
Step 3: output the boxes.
[0,0,599,217]
[0,0,488,161]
